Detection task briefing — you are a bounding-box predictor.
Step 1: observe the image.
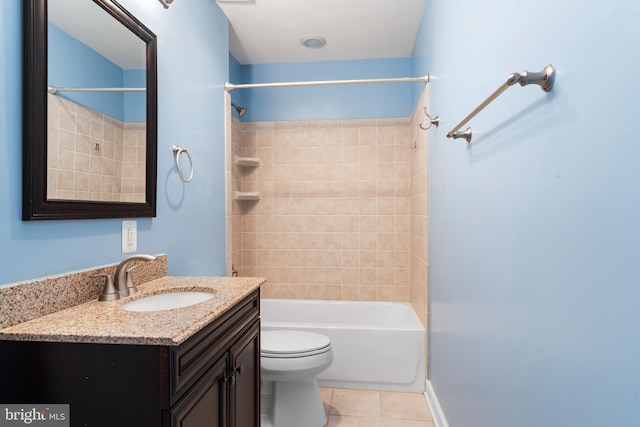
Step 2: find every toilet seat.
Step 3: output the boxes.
[261,330,331,359]
[260,330,333,427]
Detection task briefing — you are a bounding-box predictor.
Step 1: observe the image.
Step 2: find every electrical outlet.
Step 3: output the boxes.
[122,220,137,253]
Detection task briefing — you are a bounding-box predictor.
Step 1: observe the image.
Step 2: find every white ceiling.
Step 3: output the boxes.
[216,0,427,65]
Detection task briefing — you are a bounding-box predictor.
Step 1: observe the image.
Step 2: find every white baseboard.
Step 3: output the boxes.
[424,379,449,427]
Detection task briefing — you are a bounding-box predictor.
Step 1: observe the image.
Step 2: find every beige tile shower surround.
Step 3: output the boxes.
[409,89,430,377]
[225,89,430,374]
[231,114,243,278]
[230,117,414,302]
[47,93,146,202]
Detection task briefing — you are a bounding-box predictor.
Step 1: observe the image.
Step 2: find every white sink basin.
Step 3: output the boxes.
[121,291,215,312]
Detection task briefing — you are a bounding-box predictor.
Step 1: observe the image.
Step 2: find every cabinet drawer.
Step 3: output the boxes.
[170,290,259,404]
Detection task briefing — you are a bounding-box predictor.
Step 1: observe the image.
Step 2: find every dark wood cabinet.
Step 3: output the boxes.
[229,322,260,427]
[167,353,228,427]
[0,290,260,427]
[167,320,260,427]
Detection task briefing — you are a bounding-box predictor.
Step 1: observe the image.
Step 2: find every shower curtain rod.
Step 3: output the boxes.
[224,75,430,91]
[48,85,145,95]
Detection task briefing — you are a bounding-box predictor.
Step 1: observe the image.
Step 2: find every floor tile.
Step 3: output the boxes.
[325,414,383,426]
[319,387,334,414]
[380,391,432,421]
[382,419,436,427]
[330,389,381,417]
[295,388,434,427]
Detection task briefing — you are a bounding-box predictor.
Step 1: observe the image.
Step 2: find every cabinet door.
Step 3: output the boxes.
[229,321,260,427]
[168,354,228,427]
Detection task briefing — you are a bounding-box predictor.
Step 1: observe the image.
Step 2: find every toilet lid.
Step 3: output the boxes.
[261,330,331,357]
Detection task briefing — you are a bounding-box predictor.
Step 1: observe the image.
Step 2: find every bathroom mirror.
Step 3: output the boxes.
[23,0,158,220]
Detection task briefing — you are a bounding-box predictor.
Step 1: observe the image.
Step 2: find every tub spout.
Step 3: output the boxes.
[114,254,157,298]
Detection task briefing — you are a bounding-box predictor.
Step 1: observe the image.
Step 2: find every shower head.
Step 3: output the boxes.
[231,102,247,118]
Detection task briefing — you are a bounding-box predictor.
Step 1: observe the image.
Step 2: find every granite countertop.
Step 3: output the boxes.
[0,276,265,346]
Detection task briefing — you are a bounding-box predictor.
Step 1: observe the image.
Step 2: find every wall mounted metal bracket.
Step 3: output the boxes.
[450,127,473,143]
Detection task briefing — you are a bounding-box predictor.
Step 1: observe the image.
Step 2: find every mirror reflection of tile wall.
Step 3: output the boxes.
[46,94,146,202]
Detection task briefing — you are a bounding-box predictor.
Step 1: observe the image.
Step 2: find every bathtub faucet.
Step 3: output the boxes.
[114,254,157,298]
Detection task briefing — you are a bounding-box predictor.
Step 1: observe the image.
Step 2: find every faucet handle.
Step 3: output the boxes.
[125,264,143,295]
[91,273,120,302]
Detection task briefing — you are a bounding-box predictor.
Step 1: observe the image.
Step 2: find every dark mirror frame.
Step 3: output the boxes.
[23,0,158,220]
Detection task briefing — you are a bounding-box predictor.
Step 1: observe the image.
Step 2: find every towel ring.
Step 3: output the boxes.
[173,145,193,183]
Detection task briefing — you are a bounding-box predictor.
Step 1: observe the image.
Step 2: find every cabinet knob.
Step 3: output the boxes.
[227,365,244,386]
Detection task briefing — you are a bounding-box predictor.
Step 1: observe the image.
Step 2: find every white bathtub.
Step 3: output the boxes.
[260,299,426,392]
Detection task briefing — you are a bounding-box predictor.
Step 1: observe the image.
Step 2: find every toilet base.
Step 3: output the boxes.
[261,377,327,427]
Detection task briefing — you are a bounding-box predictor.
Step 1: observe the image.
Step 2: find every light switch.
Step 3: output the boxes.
[122,220,137,253]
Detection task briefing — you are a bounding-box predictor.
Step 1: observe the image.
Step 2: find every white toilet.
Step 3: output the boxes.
[260,330,333,427]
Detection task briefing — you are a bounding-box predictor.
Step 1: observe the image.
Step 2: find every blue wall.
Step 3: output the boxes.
[228,53,245,120]
[48,23,145,122]
[123,69,146,123]
[414,0,640,426]
[236,58,414,122]
[0,0,229,285]
[229,53,242,84]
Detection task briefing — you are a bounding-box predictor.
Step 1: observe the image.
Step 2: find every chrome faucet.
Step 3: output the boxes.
[114,254,157,298]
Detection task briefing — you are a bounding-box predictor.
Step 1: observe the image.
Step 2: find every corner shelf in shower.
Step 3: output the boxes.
[234,156,260,167]
[234,191,260,201]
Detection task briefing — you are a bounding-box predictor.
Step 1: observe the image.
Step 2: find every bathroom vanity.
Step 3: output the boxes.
[0,276,263,427]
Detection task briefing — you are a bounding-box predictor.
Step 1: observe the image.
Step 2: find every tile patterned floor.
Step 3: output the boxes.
[320,388,435,427]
